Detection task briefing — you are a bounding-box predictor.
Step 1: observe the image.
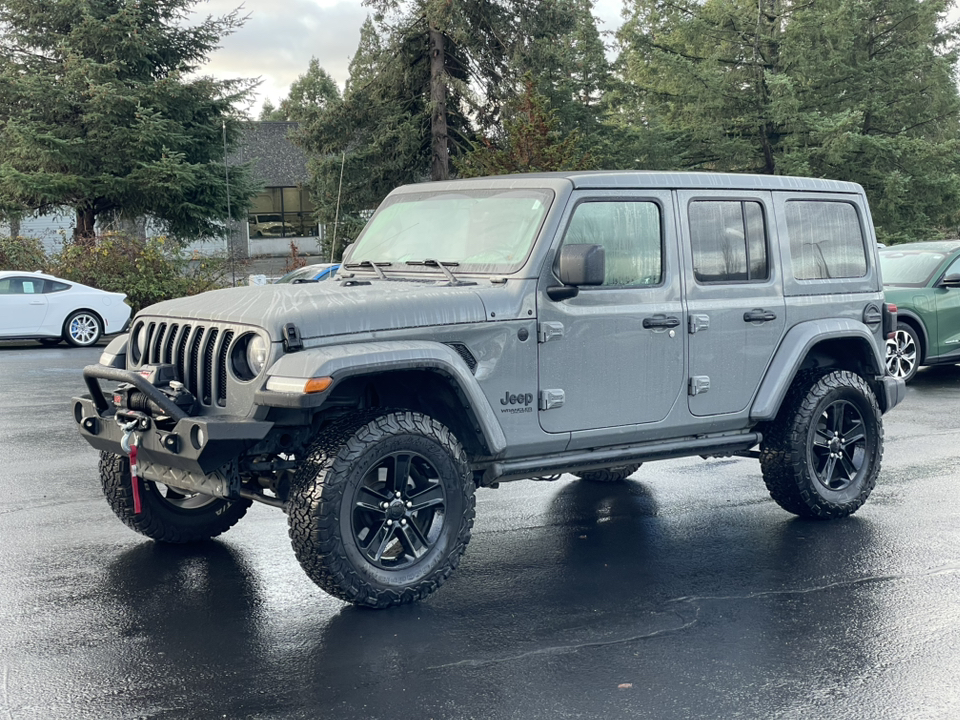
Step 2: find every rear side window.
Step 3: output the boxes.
[689,201,768,283]
[44,281,69,293]
[787,201,867,280]
[562,200,662,287]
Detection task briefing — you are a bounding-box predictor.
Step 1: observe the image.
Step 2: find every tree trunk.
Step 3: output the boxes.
[74,206,96,245]
[429,23,450,181]
[9,215,20,238]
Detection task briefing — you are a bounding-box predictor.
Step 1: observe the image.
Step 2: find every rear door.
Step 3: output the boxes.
[676,191,786,417]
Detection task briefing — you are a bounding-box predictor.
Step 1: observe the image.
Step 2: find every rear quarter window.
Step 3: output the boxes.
[786,201,867,280]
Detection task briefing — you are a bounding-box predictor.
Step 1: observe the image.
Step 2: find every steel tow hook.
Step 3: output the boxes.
[118,419,143,514]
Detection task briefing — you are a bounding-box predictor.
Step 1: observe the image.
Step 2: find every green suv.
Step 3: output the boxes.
[880,240,960,383]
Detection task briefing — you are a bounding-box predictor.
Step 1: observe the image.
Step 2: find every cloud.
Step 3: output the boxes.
[195,0,369,112]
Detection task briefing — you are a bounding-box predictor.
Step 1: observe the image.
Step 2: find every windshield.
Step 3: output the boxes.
[275,265,324,284]
[347,188,553,274]
[879,249,947,286]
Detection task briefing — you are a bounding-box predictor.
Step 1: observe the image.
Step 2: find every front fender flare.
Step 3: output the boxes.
[751,319,886,421]
[256,340,507,455]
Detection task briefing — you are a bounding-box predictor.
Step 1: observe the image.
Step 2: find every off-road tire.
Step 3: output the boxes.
[288,411,476,608]
[760,370,883,519]
[99,452,251,543]
[575,464,642,483]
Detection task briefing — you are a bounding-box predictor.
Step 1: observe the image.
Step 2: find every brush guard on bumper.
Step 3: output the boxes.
[73,365,273,479]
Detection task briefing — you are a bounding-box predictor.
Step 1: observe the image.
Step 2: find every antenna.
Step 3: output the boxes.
[223,119,235,286]
[330,151,345,262]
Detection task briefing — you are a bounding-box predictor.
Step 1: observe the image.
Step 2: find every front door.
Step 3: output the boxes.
[0,276,49,336]
[676,191,785,417]
[537,191,685,434]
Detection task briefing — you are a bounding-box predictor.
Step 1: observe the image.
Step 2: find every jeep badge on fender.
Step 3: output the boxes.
[74,171,904,608]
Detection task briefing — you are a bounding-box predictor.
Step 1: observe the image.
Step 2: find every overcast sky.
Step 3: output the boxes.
[197,0,626,115]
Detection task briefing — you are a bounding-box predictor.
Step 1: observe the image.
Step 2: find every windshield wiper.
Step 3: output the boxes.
[405,259,475,286]
[342,260,392,280]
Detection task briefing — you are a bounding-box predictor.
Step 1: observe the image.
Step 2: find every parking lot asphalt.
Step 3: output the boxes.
[1,340,959,719]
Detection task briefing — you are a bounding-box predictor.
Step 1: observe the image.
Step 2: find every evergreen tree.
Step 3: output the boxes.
[456,77,592,177]
[262,58,341,123]
[616,0,960,241]
[0,0,257,241]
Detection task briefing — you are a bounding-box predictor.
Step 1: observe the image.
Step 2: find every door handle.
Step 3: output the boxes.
[643,315,681,329]
[29,300,44,305]
[743,309,777,323]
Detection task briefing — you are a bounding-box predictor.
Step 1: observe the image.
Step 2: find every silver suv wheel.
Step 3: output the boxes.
[885,323,919,383]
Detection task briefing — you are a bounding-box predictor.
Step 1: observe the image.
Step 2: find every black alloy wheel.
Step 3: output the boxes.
[809,398,868,492]
[351,450,448,570]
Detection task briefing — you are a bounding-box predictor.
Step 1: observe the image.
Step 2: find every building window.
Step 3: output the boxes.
[248,187,319,239]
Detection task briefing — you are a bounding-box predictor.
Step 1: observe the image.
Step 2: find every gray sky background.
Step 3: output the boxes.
[197,0,626,115]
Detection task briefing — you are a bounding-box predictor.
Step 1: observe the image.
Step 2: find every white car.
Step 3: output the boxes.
[0,271,131,347]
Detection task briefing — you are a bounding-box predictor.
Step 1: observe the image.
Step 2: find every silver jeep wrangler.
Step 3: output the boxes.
[74,172,905,607]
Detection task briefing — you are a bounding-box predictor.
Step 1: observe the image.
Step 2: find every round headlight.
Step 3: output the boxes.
[246,335,269,376]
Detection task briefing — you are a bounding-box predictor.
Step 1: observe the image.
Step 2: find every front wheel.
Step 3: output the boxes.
[760,370,883,519]
[288,411,475,608]
[64,310,102,347]
[99,452,251,543]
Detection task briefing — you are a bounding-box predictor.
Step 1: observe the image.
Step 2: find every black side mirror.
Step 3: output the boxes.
[548,244,605,301]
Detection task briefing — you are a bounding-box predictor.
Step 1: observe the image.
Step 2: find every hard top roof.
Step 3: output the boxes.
[394,170,863,195]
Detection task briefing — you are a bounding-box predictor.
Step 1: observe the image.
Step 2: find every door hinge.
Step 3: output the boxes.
[689,376,711,396]
[689,314,710,334]
[539,389,565,410]
[538,322,564,344]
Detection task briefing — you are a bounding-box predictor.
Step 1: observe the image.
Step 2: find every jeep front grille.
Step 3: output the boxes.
[137,322,234,407]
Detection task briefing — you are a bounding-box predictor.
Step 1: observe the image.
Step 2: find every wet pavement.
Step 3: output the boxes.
[1,341,959,719]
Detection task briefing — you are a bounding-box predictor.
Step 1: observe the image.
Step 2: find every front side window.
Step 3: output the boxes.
[0,277,43,294]
[561,200,662,287]
[689,200,769,283]
[787,201,867,280]
[349,188,553,274]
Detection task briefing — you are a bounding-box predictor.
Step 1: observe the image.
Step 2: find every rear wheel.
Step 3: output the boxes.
[885,322,920,383]
[64,310,102,347]
[760,370,883,519]
[288,411,475,608]
[575,464,642,483]
[99,452,250,543]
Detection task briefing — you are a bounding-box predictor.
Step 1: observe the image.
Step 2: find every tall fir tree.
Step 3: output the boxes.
[616,0,960,241]
[0,0,257,241]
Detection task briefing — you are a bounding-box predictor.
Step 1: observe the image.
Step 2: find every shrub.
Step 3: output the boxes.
[48,235,238,314]
[0,236,48,271]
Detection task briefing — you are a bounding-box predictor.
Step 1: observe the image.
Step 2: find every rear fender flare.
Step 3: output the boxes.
[751,319,885,421]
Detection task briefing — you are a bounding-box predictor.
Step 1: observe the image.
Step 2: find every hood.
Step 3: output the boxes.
[140,280,490,341]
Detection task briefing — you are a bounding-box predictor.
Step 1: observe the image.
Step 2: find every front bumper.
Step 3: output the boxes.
[73,365,273,476]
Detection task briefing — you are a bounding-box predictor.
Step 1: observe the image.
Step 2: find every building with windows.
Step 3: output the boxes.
[4,122,322,263]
